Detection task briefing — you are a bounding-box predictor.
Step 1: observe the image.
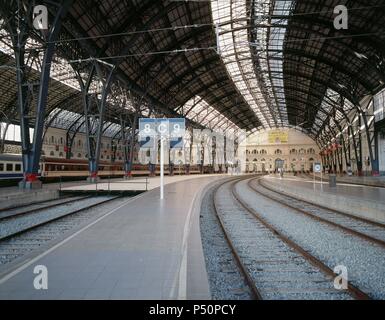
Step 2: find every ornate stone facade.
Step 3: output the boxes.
[246,129,321,173]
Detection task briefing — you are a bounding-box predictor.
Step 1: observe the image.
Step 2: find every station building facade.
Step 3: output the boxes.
[246,129,321,173]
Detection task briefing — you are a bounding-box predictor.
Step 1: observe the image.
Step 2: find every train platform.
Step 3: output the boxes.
[311,173,385,188]
[0,175,219,209]
[0,187,59,211]
[0,177,130,210]
[60,174,225,193]
[262,175,385,223]
[0,174,230,300]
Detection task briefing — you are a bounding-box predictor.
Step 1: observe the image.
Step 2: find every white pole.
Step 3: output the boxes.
[313,166,315,192]
[160,137,164,200]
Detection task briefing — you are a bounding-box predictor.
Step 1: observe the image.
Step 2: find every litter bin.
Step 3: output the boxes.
[329,174,337,188]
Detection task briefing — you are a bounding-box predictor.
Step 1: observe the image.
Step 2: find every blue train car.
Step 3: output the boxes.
[0,154,24,180]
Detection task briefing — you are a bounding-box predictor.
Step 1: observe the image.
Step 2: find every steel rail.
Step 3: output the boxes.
[0,195,74,213]
[0,196,92,221]
[253,178,385,248]
[212,178,263,300]
[0,196,121,242]
[232,179,370,300]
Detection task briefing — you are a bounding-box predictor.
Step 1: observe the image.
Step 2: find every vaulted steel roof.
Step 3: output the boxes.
[280,0,385,140]
[61,0,262,131]
[1,0,385,145]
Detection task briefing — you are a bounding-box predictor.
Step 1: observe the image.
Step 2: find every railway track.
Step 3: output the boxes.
[251,178,385,248]
[212,177,369,300]
[0,196,91,221]
[0,196,121,265]
[0,194,75,214]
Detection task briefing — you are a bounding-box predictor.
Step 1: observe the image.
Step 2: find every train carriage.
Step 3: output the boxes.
[0,154,207,185]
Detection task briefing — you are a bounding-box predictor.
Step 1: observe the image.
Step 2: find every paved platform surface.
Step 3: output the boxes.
[0,175,230,300]
[267,175,385,204]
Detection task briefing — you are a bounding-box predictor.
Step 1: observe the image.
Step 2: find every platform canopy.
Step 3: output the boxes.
[0,0,385,145]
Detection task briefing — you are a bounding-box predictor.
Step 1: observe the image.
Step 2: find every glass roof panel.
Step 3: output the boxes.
[180,96,240,133]
[211,0,278,129]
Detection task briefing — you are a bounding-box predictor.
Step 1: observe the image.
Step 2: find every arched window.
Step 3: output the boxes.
[290,149,297,155]
[275,149,282,155]
[101,155,104,159]
[308,148,315,154]
[78,140,82,147]
[260,149,267,155]
[78,153,82,158]
[299,148,306,154]
[59,152,64,157]
[260,158,266,162]
[51,136,55,144]
[253,150,257,155]
[60,137,64,145]
[50,151,55,156]
[253,159,258,162]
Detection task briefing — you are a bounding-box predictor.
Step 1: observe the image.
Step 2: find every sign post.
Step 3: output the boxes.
[313,163,322,191]
[139,118,185,200]
[160,137,164,199]
[158,120,169,200]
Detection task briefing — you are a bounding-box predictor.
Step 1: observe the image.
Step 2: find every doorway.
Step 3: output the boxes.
[275,159,284,171]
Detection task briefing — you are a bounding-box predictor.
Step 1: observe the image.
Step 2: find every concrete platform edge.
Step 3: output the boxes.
[0,190,59,211]
[262,177,385,224]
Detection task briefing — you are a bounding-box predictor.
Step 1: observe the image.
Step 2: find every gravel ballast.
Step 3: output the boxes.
[200,180,254,300]
[0,197,130,265]
[215,179,352,300]
[0,196,115,239]
[237,178,385,299]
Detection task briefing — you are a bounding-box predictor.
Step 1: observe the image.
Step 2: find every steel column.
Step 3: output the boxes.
[362,109,380,175]
[76,61,115,181]
[9,0,73,188]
